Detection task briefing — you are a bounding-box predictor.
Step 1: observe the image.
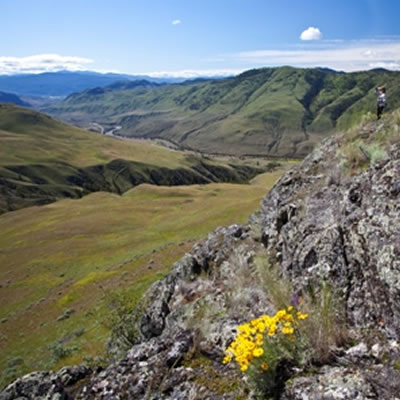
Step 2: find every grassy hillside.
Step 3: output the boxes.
[44,67,400,158]
[0,104,188,167]
[0,166,294,388]
[0,105,264,214]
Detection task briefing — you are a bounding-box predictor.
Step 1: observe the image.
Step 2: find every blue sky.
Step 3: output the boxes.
[1,0,400,77]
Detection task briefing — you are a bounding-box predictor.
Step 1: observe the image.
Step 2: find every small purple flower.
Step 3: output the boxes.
[291,293,300,306]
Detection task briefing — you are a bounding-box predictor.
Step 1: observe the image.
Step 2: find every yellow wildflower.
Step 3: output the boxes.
[253,347,264,357]
[223,354,232,364]
[260,362,269,371]
[255,333,263,346]
[297,312,309,320]
[283,313,294,323]
[267,323,277,336]
[281,326,294,335]
[276,310,287,319]
[222,307,309,373]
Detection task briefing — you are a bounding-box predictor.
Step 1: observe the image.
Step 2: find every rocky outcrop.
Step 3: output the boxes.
[2,118,400,398]
[282,339,400,399]
[0,366,91,400]
[256,132,400,337]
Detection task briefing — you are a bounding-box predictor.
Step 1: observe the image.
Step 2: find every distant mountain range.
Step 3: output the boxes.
[0,91,31,107]
[44,66,400,158]
[0,70,184,97]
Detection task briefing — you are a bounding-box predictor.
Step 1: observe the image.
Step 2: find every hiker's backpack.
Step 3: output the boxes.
[378,93,387,107]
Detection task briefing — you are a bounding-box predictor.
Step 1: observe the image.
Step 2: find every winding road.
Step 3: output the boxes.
[88,122,121,137]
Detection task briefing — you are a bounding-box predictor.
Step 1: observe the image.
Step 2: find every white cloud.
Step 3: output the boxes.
[300,27,322,41]
[172,19,181,25]
[369,61,400,70]
[234,39,400,72]
[143,69,245,79]
[0,54,93,75]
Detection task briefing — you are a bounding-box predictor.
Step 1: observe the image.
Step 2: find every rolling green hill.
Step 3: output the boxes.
[0,149,293,389]
[45,67,400,157]
[0,104,263,214]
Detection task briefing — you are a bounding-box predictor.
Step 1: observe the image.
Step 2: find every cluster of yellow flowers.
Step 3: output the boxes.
[223,306,308,372]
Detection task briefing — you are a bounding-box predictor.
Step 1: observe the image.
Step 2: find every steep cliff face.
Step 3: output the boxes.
[2,114,400,399]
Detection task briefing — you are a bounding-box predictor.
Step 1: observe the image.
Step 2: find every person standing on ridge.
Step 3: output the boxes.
[376,86,387,120]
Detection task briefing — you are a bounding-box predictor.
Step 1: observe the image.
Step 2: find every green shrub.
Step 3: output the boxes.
[0,358,26,389]
[337,140,368,171]
[100,288,146,351]
[56,308,74,322]
[359,142,388,165]
[48,342,79,363]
